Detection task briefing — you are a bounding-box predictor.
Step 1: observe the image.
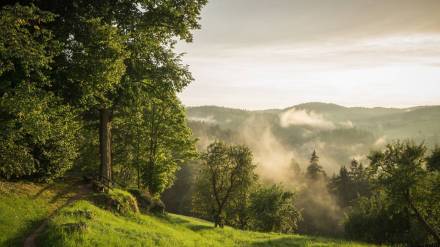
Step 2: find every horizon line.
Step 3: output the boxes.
[183,102,440,111]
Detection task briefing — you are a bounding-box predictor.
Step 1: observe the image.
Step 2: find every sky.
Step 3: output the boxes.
[177,0,440,110]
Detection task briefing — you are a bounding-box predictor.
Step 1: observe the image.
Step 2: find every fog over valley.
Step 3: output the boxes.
[186,102,440,176]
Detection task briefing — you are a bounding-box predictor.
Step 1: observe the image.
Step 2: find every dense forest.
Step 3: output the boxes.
[1,1,440,247]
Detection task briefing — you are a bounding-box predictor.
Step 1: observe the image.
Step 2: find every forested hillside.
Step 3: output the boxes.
[186,103,440,174]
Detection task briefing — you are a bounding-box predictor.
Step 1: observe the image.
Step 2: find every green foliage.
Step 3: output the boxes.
[193,142,301,233]
[0,0,206,192]
[329,159,371,208]
[71,125,100,176]
[346,141,440,245]
[128,189,165,215]
[101,189,139,216]
[0,4,79,180]
[427,146,440,171]
[345,191,427,245]
[0,85,80,180]
[306,150,326,180]
[193,141,257,227]
[249,185,301,233]
[113,87,196,195]
[0,3,58,86]
[368,141,426,203]
[63,17,128,108]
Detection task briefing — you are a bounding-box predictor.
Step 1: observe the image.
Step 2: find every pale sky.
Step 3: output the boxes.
[177,0,440,110]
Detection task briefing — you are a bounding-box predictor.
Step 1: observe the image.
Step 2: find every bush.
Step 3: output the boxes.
[128,189,165,215]
[345,192,429,245]
[95,189,139,215]
[150,199,166,215]
[249,185,301,233]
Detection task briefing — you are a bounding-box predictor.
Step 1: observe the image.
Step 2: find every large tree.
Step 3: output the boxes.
[1,0,207,184]
[113,81,196,195]
[368,141,440,243]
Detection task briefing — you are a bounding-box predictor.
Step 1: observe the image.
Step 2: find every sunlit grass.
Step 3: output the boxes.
[39,200,378,247]
[0,180,74,247]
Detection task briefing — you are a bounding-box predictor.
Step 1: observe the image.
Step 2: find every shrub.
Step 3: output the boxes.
[249,185,301,233]
[345,192,429,245]
[95,189,139,215]
[60,222,88,233]
[150,199,166,215]
[128,189,166,215]
[63,209,94,220]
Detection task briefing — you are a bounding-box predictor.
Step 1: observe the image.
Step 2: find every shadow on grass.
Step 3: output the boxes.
[2,218,44,247]
[49,178,85,203]
[33,184,54,199]
[249,236,307,247]
[164,215,215,232]
[188,225,213,232]
[165,216,192,225]
[49,185,73,203]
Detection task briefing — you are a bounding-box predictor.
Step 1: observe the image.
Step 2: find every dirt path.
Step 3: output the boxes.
[23,183,92,247]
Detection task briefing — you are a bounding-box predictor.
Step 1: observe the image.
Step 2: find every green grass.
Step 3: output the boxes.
[0,180,76,247]
[0,181,380,246]
[39,200,378,247]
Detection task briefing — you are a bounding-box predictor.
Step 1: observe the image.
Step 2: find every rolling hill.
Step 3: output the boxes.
[186,103,440,175]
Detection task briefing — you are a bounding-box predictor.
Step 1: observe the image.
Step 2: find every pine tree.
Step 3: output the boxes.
[306,150,326,180]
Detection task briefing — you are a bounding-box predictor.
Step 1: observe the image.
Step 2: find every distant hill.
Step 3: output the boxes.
[186,103,440,175]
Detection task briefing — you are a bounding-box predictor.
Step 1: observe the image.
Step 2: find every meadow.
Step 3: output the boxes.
[0,181,378,247]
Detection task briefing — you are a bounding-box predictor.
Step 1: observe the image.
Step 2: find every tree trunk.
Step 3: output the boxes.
[136,124,141,189]
[214,214,222,228]
[99,108,112,189]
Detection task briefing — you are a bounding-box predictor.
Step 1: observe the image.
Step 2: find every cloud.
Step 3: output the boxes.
[189,0,440,47]
[188,115,217,124]
[279,108,335,129]
[374,136,387,147]
[339,120,354,128]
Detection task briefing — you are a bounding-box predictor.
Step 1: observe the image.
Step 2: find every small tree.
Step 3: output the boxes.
[329,166,352,207]
[193,141,256,227]
[306,150,326,180]
[329,159,371,208]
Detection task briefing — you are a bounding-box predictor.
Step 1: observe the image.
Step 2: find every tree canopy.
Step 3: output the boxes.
[0,1,206,190]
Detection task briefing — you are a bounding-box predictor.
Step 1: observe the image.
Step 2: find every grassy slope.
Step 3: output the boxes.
[0,180,76,247]
[39,200,378,247]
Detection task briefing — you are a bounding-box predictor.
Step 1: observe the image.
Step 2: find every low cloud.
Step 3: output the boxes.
[279,108,335,129]
[236,117,305,184]
[339,120,354,128]
[374,136,387,147]
[188,115,217,124]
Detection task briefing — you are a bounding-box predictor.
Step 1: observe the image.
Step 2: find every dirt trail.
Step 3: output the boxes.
[23,183,92,247]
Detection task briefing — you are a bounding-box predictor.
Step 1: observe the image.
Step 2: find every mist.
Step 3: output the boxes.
[188,110,354,235]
